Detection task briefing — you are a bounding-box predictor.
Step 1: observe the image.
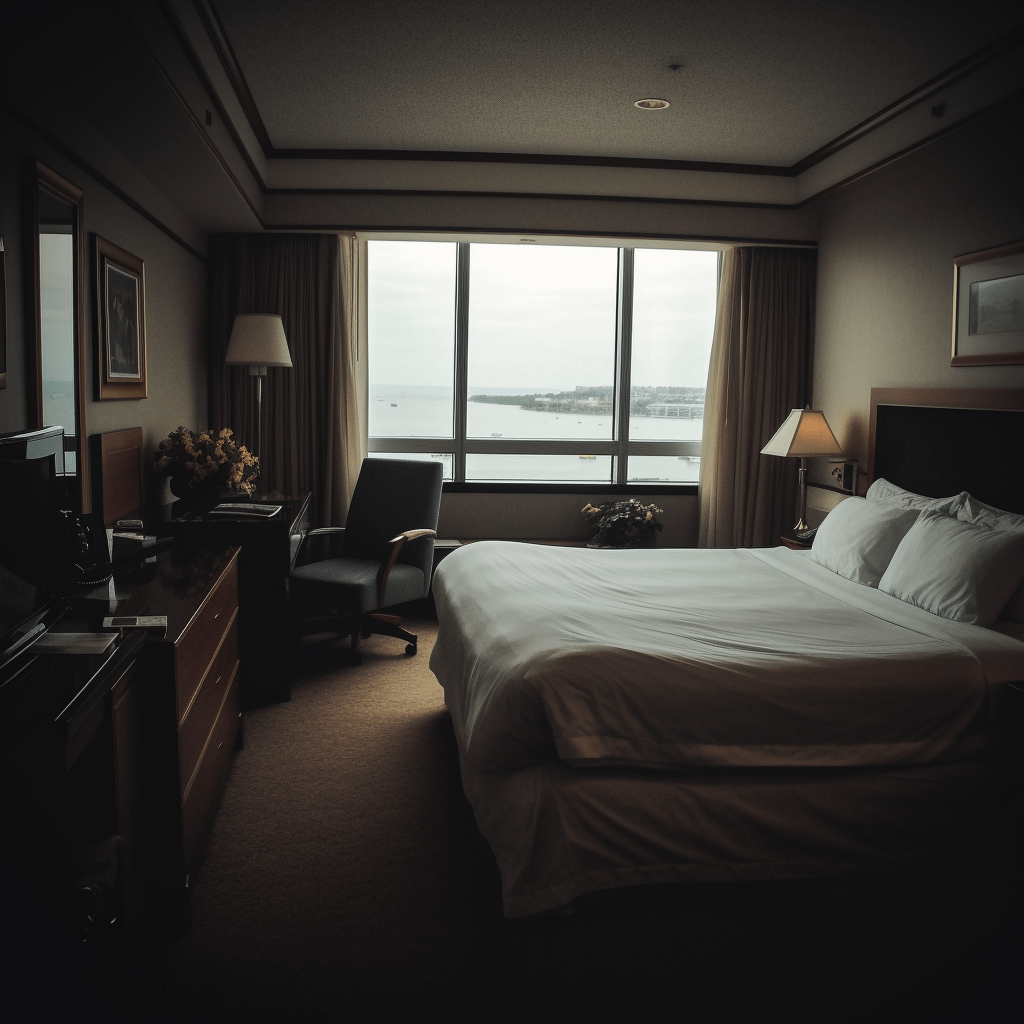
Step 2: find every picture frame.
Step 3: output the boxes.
[94,234,147,398]
[951,240,1024,367]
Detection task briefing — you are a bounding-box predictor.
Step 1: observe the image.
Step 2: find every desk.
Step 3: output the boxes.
[1,545,240,953]
[148,494,311,708]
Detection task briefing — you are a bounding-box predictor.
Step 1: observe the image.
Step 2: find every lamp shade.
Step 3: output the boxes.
[760,407,843,458]
[224,314,292,368]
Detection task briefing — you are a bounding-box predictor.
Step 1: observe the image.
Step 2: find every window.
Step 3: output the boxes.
[367,239,719,486]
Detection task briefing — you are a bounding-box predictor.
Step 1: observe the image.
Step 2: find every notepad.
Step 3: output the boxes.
[209,503,283,518]
[30,632,117,655]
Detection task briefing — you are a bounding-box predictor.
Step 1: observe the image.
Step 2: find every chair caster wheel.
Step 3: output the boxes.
[405,644,416,656]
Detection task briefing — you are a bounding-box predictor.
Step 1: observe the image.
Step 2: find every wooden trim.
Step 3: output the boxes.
[187,0,275,156]
[2,98,207,262]
[790,26,1024,175]
[867,387,1024,483]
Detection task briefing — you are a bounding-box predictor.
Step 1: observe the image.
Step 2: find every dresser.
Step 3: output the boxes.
[148,494,310,708]
[116,544,241,934]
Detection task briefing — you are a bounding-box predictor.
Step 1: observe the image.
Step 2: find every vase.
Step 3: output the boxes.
[169,473,226,507]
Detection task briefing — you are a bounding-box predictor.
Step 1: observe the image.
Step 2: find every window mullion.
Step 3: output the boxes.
[453,243,470,482]
[614,248,634,485]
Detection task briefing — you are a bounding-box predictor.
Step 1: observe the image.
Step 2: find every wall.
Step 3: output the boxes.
[0,108,208,510]
[810,93,1024,471]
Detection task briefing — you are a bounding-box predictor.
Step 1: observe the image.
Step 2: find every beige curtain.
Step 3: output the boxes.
[208,233,365,526]
[698,246,816,548]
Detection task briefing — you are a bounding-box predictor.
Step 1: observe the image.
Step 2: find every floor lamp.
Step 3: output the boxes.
[224,314,293,497]
[760,406,843,534]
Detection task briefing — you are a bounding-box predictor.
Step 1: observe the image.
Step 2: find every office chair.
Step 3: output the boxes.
[289,458,443,664]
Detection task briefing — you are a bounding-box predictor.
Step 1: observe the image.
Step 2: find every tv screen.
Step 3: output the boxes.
[0,426,67,591]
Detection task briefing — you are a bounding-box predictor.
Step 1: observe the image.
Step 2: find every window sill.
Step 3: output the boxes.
[442,482,698,496]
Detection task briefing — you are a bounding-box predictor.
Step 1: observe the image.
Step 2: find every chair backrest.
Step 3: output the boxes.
[342,458,444,583]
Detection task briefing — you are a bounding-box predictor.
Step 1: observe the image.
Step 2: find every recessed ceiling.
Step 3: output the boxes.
[211,0,1023,168]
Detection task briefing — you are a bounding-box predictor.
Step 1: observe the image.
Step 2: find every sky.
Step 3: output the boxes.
[367,240,718,393]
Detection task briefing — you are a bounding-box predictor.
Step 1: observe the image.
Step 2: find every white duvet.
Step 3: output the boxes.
[430,542,1024,773]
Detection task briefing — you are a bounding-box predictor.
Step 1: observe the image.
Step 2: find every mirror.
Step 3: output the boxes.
[26,160,88,512]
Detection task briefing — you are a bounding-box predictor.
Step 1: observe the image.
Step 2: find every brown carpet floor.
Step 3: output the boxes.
[133,618,1022,1024]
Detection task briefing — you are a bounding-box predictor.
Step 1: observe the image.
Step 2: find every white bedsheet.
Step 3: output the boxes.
[431,543,1024,773]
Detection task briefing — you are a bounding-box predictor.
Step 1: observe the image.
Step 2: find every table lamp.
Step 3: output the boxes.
[760,406,843,532]
[224,314,292,495]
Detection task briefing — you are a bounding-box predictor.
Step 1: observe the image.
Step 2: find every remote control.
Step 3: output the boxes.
[103,615,168,637]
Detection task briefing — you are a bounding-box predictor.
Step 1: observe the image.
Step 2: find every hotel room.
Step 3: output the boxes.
[1,2,1022,1021]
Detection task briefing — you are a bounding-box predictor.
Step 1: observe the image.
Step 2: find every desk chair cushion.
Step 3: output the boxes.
[290,558,427,612]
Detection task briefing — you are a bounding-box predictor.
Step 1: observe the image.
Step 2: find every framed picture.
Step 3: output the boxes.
[95,234,147,398]
[951,240,1024,366]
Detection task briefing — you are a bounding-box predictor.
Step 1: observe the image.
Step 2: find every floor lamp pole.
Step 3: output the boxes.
[251,365,265,497]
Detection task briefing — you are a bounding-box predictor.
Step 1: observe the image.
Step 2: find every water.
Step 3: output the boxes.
[370,390,703,483]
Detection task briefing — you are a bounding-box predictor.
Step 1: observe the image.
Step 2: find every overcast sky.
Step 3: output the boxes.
[367,241,718,392]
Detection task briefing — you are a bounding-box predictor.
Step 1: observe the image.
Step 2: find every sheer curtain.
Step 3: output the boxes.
[698,246,816,548]
[208,233,366,526]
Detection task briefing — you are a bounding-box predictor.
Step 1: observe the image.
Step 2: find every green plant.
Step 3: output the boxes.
[581,499,663,547]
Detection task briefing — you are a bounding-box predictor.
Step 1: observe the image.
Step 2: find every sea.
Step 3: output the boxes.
[369,387,703,483]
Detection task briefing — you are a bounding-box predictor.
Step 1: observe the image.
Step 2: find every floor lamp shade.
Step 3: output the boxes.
[224,314,293,371]
[761,407,843,532]
[224,314,292,496]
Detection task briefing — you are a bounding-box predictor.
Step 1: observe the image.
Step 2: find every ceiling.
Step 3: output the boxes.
[1,0,1021,237]
[211,0,1022,168]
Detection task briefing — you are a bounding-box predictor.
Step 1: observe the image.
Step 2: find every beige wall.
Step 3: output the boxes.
[0,109,208,510]
[809,94,1024,472]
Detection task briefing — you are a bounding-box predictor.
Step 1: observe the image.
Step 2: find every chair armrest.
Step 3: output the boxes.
[389,529,437,544]
[295,527,346,567]
[377,530,437,606]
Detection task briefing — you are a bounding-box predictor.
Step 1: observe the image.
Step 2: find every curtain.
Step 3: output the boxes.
[208,233,365,527]
[698,246,816,548]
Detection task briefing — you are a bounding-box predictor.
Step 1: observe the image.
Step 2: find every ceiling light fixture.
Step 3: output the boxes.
[634,98,670,110]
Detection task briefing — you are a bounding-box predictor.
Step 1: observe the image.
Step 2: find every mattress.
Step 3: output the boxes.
[432,543,1022,773]
[429,542,1024,916]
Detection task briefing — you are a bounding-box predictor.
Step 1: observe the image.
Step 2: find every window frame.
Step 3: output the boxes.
[364,234,722,493]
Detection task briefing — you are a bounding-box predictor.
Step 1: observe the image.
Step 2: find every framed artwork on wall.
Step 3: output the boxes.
[951,240,1024,366]
[94,234,147,399]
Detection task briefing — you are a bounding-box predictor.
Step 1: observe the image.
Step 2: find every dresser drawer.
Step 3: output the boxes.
[176,557,238,721]
[181,668,241,877]
[178,610,239,792]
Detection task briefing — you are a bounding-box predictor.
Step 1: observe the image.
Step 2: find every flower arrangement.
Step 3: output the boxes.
[582,499,664,547]
[155,426,259,497]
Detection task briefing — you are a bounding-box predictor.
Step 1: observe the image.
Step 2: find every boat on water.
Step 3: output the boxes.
[391,402,398,407]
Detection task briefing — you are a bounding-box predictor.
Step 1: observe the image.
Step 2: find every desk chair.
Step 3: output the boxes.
[289,458,443,664]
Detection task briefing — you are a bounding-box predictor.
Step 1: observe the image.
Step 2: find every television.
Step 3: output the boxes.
[0,427,66,666]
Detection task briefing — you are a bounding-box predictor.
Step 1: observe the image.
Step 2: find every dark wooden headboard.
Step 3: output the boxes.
[869,388,1024,514]
[90,427,145,526]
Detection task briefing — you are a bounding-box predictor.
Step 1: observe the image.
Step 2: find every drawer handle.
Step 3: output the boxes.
[213,675,222,688]
[218,741,224,749]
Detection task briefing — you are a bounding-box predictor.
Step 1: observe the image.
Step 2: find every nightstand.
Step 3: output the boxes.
[779,534,812,550]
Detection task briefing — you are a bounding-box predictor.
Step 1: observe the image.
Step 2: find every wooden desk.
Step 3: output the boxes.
[0,545,240,952]
[148,494,311,708]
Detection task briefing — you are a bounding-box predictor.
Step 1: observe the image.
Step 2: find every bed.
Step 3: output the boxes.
[429,389,1024,918]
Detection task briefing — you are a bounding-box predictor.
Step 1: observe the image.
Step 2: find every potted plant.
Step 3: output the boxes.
[581,499,663,548]
[154,426,259,503]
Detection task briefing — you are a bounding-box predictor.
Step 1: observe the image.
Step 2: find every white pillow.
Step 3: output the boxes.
[955,494,1024,623]
[810,497,921,587]
[878,510,1024,627]
[865,478,964,513]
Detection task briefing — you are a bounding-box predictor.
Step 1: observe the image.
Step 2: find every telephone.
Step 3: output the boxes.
[59,510,112,585]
